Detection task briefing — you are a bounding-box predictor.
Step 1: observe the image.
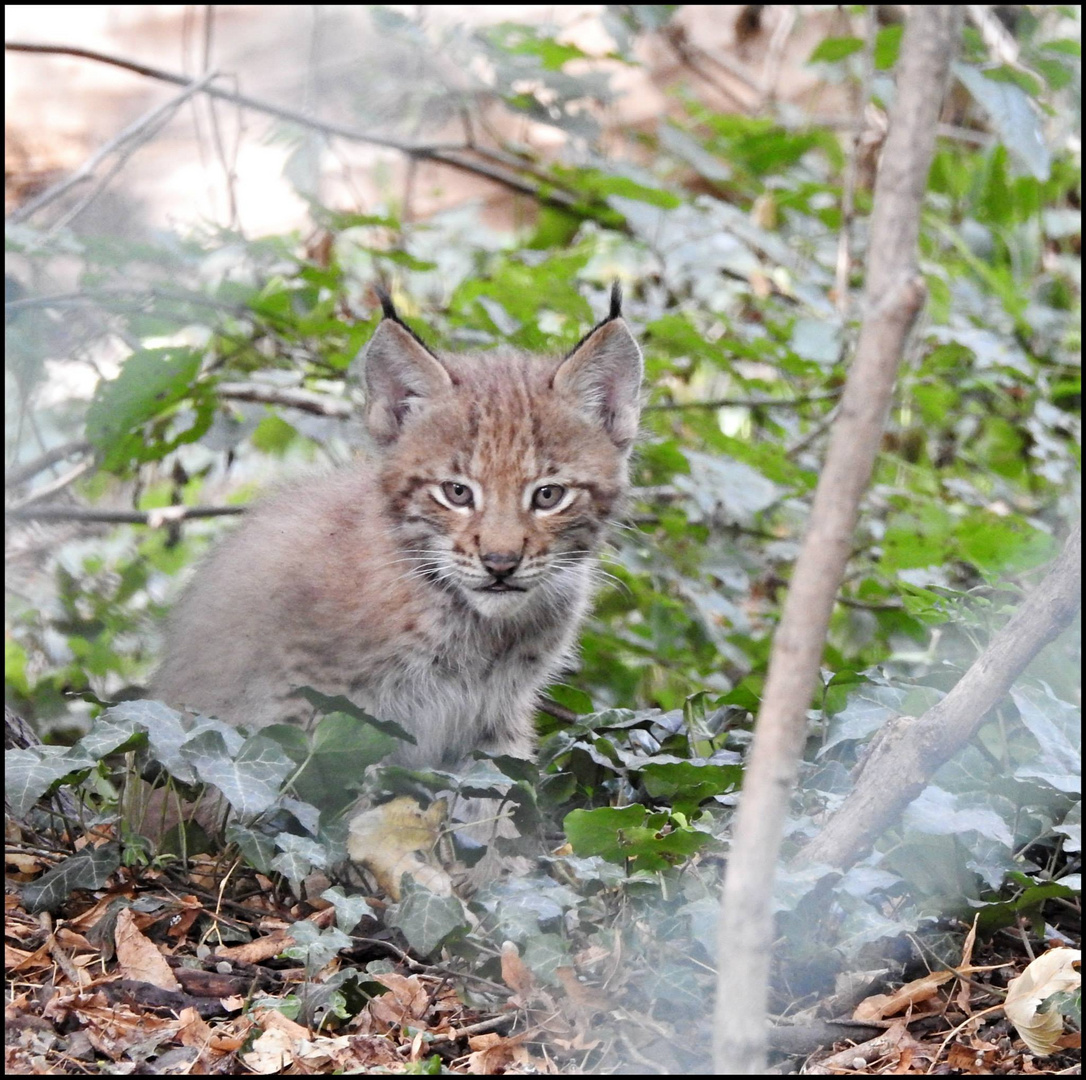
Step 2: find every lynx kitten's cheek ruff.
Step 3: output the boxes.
[153,285,642,861]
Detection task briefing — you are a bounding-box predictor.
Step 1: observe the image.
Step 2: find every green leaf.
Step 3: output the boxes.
[294,687,416,744]
[4,745,95,818]
[85,347,205,472]
[386,877,470,956]
[487,24,591,71]
[22,844,122,913]
[250,414,299,455]
[956,64,1051,180]
[183,732,294,819]
[563,805,711,870]
[640,760,741,816]
[808,36,864,64]
[874,24,903,71]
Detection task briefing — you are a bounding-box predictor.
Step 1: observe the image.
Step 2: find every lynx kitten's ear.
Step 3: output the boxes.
[553,292,643,450]
[362,306,453,444]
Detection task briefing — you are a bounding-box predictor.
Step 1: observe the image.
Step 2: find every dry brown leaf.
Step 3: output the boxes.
[555,966,614,1013]
[853,969,953,1021]
[955,915,981,1016]
[241,1006,313,1073]
[6,852,47,875]
[5,943,47,972]
[243,1023,295,1074]
[1004,947,1081,1057]
[368,972,432,1028]
[946,1041,998,1073]
[501,939,536,999]
[463,1031,535,1074]
[176,1005,214,1049]
[114,907,181,993]
[347,796,452,900]
[959,915,979,968]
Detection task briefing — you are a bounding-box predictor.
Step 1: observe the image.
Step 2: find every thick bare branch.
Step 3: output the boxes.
[712,8,963,1074]
[218,382,353,418]
[798,522,1081,870]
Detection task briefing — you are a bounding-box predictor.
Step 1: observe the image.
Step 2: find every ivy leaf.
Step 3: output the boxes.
[563,805,712,870]
[640,760,741,816]
[22,844,121,914]
[386,876,470,957]
[183,732,294,819]
[5,745,95,818]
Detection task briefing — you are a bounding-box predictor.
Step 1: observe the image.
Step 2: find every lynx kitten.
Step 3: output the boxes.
[153,286,642,836]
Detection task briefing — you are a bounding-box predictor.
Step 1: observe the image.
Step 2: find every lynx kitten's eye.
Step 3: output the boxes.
[441,481,474,508]
[532,484,566,510]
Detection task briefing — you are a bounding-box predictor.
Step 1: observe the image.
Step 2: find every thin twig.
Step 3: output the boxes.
[759,6,797,108]
[537,698,579,724]
[834,11,877,316]
[662,28,759,113]
[5,287,248,316]
[786,404,841,459]
[646,388,842,412]
[9,69,220,227]
[5,42,589,218]
[6,461,92,512]
[6,504,245,525]
[350,935,509,996]
[6,440,92,486]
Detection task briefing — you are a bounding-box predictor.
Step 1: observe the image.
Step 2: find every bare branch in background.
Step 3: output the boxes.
[6,505,245,526]
[217,382,354,418]
[759,6,797,108]
[645,388,842,412]
[6,461,92,513]
[834,12,878,315]
[712,8,964,1074]
[5,42,591,220]
[9,69,220,228]
[5,440,92,487]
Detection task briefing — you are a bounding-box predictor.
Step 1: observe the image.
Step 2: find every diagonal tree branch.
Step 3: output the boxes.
[797,521,1081,871]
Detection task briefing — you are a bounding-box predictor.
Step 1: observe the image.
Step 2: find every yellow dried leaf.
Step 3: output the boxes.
[1004,947,1081,1057]
[347,797,452,900]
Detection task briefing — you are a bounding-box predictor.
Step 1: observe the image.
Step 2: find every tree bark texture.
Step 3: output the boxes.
[798,522,1081,870]
[712,8,964,1074]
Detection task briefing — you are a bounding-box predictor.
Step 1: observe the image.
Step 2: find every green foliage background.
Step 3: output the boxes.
[5,5,1081,1029]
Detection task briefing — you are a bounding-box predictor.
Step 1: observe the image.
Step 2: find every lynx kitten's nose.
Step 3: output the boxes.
[480,551,521,578]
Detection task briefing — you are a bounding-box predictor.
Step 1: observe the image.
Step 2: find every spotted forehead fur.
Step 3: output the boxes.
[398,347,613,486]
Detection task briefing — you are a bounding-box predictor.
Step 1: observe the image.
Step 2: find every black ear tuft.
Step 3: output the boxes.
[609,281,622,322]
[371,285,439,359]
[374,284,399,322]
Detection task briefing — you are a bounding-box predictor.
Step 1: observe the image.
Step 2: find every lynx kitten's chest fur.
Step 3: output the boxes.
[153,288,642,774]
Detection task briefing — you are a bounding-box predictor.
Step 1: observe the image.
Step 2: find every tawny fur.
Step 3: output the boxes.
[152,303,642,858]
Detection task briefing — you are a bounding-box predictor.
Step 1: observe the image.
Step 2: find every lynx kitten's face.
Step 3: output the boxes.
[363,297,643,621]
